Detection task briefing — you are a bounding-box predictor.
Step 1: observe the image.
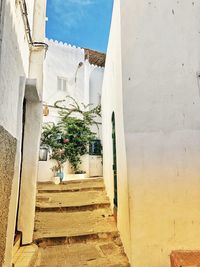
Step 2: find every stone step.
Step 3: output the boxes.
[34,240,130,267]
[35,232,120,247]
[37,178,105,193]
[12,233,21,260]
[34,177,130,266]
[36,190,110,211]
[34,208,117,242]
[12,244,38,267]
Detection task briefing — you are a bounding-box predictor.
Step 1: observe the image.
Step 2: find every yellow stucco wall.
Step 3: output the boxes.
[126,131,200,266]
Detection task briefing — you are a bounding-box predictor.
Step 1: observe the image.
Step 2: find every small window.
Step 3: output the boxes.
[89,140,102,156]
[57,77,68,92]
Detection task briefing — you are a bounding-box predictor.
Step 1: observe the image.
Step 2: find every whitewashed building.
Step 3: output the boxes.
[102,0,200,267]
[0,0,46,266]
[38,39,105,181]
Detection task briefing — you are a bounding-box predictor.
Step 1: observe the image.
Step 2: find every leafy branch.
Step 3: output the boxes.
[41,97,101,174]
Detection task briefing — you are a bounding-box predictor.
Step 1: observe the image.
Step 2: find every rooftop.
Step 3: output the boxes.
[84,48,106,67]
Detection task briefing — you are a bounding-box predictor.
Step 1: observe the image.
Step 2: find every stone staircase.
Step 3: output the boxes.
[33,178,130,267]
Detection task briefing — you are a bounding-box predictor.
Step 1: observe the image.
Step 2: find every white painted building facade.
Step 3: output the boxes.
[38,39,104,181]
[102,0,200,266]
[0,0,46,266]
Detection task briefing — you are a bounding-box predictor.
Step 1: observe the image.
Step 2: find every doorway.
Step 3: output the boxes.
[112,112,118,220]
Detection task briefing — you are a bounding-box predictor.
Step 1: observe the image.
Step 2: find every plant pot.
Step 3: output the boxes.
[54,176,60,185]
[56,171,64,182]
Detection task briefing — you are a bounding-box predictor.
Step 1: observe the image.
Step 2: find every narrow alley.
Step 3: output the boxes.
[3,1,200,266]
[33,178,130,267]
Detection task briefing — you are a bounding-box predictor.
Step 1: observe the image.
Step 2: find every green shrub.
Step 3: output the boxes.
[41,96,101,174]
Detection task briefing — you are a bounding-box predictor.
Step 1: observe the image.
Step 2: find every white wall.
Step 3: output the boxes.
[0,1,30,266]
[43,39,85,106]
[101,0,131,260]
[90,66,104,139]
[0,0,46,265]
[103,0,200,266]
[121,0,200,266]
[18,0,47,245]
[0,0,29,138]
[90,67,104,106]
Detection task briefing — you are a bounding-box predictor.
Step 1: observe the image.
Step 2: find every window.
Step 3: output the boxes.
[89,140,102,156]
[57,77,68,92]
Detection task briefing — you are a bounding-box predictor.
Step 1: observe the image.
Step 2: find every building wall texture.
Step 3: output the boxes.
[0,0,46,266]
[18,0,47,245]
[43,39,104,108]
[102,0,200,266]
[0,126,17,267]
[102,0,131,260]
[0,1,29,266]
[43,39,85,106]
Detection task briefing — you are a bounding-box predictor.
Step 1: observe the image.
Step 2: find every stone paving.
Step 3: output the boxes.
[36,190,110,210]
[37,178,105,193]
[33,178,130,267]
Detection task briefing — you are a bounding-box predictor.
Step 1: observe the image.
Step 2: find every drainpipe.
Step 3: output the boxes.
[19,0,48,51]
[28,0,47,98]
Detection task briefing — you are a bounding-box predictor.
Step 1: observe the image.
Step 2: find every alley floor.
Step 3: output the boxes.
[33,178,130,267]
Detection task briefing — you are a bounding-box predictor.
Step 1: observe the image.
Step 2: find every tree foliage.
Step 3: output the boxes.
[41,96,101,173]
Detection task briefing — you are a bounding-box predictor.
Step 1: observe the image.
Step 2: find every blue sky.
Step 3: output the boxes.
[46,0,114,52]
